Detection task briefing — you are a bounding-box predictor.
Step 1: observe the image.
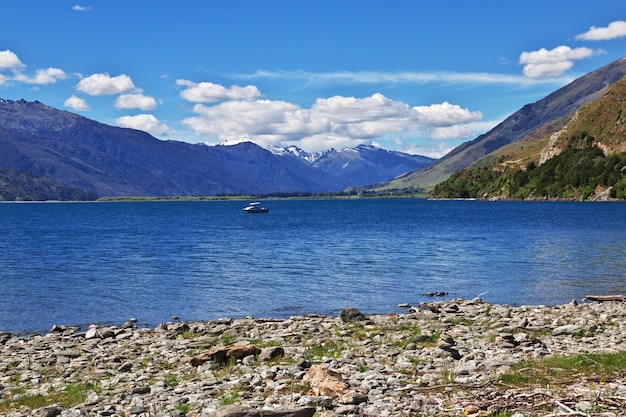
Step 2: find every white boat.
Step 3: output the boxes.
[243,202,269,213]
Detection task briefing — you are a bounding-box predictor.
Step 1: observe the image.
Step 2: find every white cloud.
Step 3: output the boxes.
[413,101,482,126]
[402,141,457,159]
[231,69,572,87]
[72,5,92,11]
[576,21,626,41]
[64,95,90,111]
[181,86,483,152]
[519,46,595,78]
[0,50,24,69]
[429,125,476,140]
[13,67,67,84]
[176,79,262,103]
[76,73,139,95]
[116,114,173,136]
[183,99,301,140]
[115,93,158,110]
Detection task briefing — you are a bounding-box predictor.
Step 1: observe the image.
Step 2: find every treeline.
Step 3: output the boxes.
[431,146,626,200]
[259,188,427,199]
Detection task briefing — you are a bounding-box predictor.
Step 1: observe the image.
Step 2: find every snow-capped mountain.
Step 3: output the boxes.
[0,99,435,198]
[212,141,435,189]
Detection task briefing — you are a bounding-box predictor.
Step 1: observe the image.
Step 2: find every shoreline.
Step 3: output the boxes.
[0,294,607,337]
[1,298,625,416]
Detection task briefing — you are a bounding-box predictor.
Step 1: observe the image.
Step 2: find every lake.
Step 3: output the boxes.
[1,199,625,333]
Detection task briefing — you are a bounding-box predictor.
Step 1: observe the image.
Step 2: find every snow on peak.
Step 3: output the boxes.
[209,139,292,157]
[205,140,394,162]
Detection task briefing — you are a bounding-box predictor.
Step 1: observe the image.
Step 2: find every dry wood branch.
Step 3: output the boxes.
[584,294,625,302]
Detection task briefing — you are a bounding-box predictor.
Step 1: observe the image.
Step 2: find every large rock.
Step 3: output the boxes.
[339,308,367,323]
[258,346,285,362]
[190,344,262,366]
[303,365,349,399]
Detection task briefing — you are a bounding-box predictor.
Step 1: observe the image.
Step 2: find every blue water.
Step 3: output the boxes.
[1,199,625,333]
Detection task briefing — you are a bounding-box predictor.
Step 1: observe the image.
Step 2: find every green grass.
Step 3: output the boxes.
[499,351,626,387]
[181,329,203,339]
[304,340,344,360]
[0,383,99,413]
[163,372,179,388]
[175,403,192,414]
[217,385,250,405]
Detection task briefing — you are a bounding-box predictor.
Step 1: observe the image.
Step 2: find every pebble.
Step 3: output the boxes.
[0,298,625,416]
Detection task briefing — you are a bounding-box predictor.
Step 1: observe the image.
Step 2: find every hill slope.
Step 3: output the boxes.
[368,57,626,193]
[430,74,626,201]
[0,166,97,201]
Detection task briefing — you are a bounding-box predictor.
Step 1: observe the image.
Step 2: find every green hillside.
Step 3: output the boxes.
[430,75,626,201]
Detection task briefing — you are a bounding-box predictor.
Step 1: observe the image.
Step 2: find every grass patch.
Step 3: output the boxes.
[0,383,99,413]
[175,403,192,414]
[304,340,344,360]
[181,330,203,339]
[163,372,179,387]
[217,385,250,405]
[499,351,626,387]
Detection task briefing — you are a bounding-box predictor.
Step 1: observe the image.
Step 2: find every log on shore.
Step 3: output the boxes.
[585,294,625,302]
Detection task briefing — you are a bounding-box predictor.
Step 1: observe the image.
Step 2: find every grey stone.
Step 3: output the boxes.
[552,324,581,335]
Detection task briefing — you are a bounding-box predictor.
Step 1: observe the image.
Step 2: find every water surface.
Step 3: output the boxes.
[1,199,625,333]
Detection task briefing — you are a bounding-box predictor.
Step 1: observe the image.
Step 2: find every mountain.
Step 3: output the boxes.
[305,145,434,186]
[366,57,626,193]
[0,166,97,201]
[0,99,433,199]
[430,73,626,200]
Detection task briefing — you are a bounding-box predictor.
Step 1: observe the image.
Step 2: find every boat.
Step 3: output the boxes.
[243,202,269,213]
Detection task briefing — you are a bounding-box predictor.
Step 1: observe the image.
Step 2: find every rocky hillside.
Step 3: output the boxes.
[367,57,626,193]
[430,74,626,200]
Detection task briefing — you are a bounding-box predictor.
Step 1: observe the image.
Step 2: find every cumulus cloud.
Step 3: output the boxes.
[576,21,626,41]
[429,125,475,140]
[116,114,173,136]
[76,73,139,95]
[64,95,90,111]
[181,87,482,152]
[0,50,24,69]
[176,79,262,103]
[0,50,65,85]
[183,100,301,140]
[13,67,67,84]
[115,93,158,110]
[519,45,595,78]
[413,101,482,126]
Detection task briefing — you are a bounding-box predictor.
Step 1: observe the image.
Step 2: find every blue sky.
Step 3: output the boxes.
[2,1,626,158]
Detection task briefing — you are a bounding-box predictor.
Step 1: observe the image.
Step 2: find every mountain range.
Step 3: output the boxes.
[0,98,433,200]
[4,56,626,201]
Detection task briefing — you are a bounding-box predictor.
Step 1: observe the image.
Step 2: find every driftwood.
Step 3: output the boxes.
[456,385,626,415]
[584,294,625,302]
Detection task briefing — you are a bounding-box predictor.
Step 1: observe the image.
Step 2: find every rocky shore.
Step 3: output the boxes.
[1,298,625,417]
